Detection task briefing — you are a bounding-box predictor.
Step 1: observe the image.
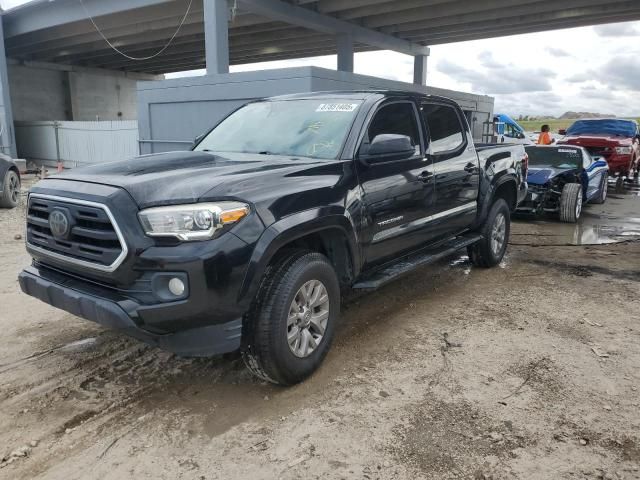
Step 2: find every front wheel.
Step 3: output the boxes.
[468,198,510,268]
[0,169,20,209]
[242,251,340,385]
[559,183,582,223]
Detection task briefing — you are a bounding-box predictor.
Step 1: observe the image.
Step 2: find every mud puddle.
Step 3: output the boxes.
[512,179,640,246]
[511,219,640,246]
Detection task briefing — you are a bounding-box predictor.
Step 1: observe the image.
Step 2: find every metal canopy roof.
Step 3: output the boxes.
[3,0,640,74]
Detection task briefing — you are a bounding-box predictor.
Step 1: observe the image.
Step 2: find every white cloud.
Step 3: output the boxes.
[216,20,640,117]
[548,47,571,57]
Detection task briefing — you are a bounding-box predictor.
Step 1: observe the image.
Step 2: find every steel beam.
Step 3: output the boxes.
[336,33,353,72]
[0,20,16,157]
[204,0,229,74]
[413,54,427,86]
[236,0,429,56]
[407,11,640,45]
[3,0,174,39]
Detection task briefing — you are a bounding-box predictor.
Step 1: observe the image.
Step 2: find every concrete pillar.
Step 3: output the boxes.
[204,0,230,75]
[0,19,17,157]
[336,33,354,73]
[413,54,428,86]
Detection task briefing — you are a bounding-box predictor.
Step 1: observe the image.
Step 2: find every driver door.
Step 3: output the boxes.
[356,100,436,267]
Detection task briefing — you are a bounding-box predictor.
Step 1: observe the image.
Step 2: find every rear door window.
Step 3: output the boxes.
[421,103,465,154]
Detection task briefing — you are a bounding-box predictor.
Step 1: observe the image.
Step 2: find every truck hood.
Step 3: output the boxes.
[51,151,346,208]
[527,166,575,185]
[560,134,632,147]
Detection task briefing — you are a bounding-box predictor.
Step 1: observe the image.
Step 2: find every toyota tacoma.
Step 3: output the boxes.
[19,91,527,385]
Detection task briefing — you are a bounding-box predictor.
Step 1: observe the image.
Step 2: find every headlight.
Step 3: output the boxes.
[138,202,249,241]
[615,146,632,155]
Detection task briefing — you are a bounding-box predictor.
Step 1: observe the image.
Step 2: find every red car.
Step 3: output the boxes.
[558,119,639,185]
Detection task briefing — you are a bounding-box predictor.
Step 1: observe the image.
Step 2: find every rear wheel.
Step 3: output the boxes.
[0,169,20,209]
[559,183,582,223]
[242,251,340,385]
[593,174,607,204]
[468,198,510,268]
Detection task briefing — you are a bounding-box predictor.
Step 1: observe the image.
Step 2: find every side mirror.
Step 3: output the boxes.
[360,134,415,164]
[558,129,567,136]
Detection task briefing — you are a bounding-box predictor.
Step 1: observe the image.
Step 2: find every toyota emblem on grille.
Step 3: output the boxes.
[49,210,70,238]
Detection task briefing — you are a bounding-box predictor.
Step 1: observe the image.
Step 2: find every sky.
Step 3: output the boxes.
[2,0,639,118]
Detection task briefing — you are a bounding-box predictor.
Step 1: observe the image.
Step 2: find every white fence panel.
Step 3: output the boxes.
[15,121,58,162]
[15,120,139,168]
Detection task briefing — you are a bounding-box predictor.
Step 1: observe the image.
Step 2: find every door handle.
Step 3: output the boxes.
[464,162,477,173]
[418,170,433,182]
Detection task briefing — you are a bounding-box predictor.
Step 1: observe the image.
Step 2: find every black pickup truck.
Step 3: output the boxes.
[19,91,527,385]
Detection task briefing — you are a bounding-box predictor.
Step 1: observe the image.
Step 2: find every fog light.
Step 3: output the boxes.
[168,277,185,296]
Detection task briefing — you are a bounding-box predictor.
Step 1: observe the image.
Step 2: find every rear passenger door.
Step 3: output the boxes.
[356,100,436,267]
[421,102,479,237]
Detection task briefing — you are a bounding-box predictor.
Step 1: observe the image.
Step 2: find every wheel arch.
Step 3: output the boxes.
[238,208,360,307]
[474,174,518,228]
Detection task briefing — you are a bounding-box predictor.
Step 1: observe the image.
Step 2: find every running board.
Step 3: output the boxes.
[352,234,483,290]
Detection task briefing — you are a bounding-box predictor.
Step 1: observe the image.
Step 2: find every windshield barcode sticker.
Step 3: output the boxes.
[558,148,578,153]
[316,103,358,112]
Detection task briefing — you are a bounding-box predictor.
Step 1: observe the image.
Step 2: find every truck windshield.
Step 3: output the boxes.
[194,99,362,159]
[525,147,582,169]
[565,119,637,137]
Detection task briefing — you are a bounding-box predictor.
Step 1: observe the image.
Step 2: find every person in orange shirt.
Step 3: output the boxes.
[537,124,555,145]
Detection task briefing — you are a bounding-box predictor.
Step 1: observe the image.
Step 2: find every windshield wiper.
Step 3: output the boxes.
[258,151,272,155]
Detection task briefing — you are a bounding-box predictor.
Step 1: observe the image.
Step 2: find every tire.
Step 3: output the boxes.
[559,183,582,223]
[0,169,20,209]
[467,198,510,268]
[241,251,340,386]
[592,174,608,204]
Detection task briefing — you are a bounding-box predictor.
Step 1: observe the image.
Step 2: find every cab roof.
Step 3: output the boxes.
[265,90,457,105]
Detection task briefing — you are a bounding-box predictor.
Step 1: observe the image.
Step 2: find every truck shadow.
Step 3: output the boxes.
[16,252,475,441]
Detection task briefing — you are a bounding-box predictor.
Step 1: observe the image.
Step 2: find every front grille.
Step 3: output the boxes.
[26,194,126,271]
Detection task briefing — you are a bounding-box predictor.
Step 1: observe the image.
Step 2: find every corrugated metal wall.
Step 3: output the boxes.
[15,120,139,168]
[137,67,494,155]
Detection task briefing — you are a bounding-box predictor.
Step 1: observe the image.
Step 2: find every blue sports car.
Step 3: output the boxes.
[517,145,609,223]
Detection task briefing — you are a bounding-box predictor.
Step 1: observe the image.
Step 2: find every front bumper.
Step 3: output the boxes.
[19,265,242,357]
[516,187,557,213]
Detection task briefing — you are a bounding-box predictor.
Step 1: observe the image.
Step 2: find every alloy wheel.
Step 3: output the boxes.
[491,212,506,257]
[9,175,19,204]
[286,279,329,358]
[576,194,582,219]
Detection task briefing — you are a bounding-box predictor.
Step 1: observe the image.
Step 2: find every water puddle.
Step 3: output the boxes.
[511,221,640,246]
[512,178,640,246]
[59,337,98,352]
[448,255,472,274]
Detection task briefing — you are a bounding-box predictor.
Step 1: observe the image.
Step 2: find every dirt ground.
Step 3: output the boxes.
[1,176,639,480]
